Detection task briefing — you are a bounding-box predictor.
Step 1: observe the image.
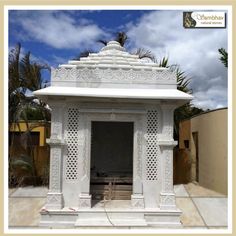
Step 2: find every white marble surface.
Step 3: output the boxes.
[8,184,228,229]
[176,198,205,226]
[174,185,189,197]
[192,198,228,226]
[11,187,48,197]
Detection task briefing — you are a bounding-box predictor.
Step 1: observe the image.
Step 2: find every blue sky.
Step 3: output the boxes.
[8,9,228,110]
[9,10,151,66]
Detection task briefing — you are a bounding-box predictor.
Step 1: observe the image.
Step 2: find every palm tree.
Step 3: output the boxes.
[9,43,51,124]
[9,43,51,186]
[158,57,203,138]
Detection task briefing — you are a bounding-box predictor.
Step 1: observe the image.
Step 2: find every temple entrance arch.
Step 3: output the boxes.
[78,109,145,208]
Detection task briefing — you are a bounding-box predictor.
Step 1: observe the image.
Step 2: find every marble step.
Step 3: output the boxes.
[75,218,147,227]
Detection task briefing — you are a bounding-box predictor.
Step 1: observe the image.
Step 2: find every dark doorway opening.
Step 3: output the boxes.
[90,121,133,200]
[192,132,199,182]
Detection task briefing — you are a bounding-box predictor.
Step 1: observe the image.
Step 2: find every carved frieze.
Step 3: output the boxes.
[51,67,176,84]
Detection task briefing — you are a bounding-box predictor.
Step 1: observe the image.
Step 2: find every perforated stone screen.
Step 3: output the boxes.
[65,107,79,180]
[146,110,160,181]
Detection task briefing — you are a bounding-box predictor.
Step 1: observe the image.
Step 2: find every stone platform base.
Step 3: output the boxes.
[39,200,182,228]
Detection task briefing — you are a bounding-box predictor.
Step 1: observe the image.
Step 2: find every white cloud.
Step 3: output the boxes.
[11,11,106,49]
[126,10,228,110]
[51,55,68,65]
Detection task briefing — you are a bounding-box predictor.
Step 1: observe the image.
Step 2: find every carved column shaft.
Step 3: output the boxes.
[45,103,65,210]
[131,118,144,208]
[79,115,91,208]
[159,105,177,210]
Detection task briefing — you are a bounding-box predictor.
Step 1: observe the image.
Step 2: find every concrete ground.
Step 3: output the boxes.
[8,182,228,229]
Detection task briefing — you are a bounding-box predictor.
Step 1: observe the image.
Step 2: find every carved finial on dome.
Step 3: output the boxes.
[100,41,125,52]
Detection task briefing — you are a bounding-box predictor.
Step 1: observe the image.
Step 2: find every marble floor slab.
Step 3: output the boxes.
[176,198,205,226]
[11,186,48,198]
[174,184,189,197]
[9,198,46,227]
[8,184,228,229]
[184,183,225,197]
[192,198,228,227]
[9,188,16,196]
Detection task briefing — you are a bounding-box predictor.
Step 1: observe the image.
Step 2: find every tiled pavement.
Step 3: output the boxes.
[174,183,227,229]
[8,183,228,229]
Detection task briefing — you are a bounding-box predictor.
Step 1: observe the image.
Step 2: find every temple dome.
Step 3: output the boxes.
[60,40,162,71]
[100,41,125,52]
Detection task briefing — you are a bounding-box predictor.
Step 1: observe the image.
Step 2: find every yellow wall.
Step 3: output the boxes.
[9,121,51,183]
[190,108,228,195]
[10,122,50,146]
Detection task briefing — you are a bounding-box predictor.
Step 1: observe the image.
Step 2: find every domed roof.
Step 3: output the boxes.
[60,41,162,71]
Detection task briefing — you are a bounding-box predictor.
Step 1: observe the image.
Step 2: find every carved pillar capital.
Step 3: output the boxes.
[50,103,65,140]
[161,104,175,141]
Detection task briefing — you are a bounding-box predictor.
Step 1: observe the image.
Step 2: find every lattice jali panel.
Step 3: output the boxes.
[65,107,79,180]
[146,110,160,181]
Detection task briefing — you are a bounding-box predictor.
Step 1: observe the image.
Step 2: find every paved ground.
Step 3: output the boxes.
[8,182,228,229]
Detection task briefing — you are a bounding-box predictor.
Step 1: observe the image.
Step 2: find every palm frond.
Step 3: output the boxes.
[72,50,94,60]
[176,68,192,94]
[134,48,157,62]
[97,39,108,46]
[218,48,228,68]
[159,57,169,67]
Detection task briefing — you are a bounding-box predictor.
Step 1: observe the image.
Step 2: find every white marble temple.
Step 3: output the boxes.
[33,41,192,228]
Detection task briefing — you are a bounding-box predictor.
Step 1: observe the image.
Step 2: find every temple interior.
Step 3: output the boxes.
[90,121,134,200]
